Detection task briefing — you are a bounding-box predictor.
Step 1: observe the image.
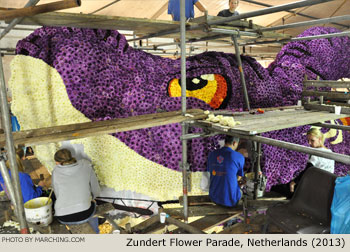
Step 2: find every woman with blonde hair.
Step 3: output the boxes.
[306,128,335,173]
[0,147,44,203]
[288,128,335,196]
[52,148,100,233]
[272,128,335,199]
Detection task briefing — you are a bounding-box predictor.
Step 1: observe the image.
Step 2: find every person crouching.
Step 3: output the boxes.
[52,149,100,233]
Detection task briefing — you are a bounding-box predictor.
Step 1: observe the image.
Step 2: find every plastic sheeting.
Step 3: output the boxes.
[330,175,350,234]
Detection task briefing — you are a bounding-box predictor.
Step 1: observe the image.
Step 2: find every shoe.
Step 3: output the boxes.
[98,217,106,225]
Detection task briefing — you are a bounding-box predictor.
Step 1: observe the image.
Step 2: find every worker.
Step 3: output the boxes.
[52,149,101,233]
[0,147,44,203]
[289,128,335,193]
[217,0,240,17]
[272,128,335,199]
[207,135,244,207]
[168,0,207,21]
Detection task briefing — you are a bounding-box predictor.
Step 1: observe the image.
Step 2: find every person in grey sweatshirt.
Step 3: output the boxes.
[52,148,100,232]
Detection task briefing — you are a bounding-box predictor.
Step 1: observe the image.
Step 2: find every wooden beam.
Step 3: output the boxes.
[131,215,161,233]
[14,12,288,41]
[66,222,96,234]
[303,80,350,88]
[172,214,236,234]
[302,90,350,99]
[194,109,347,135]
[0,0,81,20]
[0,109,206,147]
[164,205,243,218]
[304,104,350,114]
[165,216,205,234]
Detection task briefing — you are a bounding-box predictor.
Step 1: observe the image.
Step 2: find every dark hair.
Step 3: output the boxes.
[54,149,77,165]
[16,146,25,159]
[224,135,240,145]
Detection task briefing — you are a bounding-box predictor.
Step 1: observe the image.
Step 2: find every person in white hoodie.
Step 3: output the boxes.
[52,149,100,232]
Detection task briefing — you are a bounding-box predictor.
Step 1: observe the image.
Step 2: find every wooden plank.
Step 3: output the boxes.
[304,80,350,88]
[195,110,348,135]
[165,216,205,234]
[172,214,234,234]
[178,195,287,211]
[15,12,179,36]
[245,112,344,132]
[131,215,161,233]
[164,205,243,218]
[0,0,81,21]
[304,104,350,115]
[325,102,350,107]
[302,90,350,99]
[14,12,288,41]
[194,15,290,40]
[66,222,96,234]
[0,109,206,147]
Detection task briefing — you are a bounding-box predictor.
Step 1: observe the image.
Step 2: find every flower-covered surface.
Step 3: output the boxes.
[10,26,350,195]
[9,56,203,200]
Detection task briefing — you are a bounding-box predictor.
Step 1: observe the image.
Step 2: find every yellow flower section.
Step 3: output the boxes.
[9,55,205,201]
[168,78,217,104]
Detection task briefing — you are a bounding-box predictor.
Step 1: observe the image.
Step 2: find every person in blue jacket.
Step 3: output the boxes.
[168,0,207,21]
[0,148,43,203]
[207,135,244,207]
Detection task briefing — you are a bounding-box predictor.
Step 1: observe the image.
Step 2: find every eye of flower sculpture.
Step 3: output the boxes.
[167,74,230,109]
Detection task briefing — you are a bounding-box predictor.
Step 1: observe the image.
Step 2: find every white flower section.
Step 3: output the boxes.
[192,78,200,84]
[9,55,204,201]
[200,74,215,81]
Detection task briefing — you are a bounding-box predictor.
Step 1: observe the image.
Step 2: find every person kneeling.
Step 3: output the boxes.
[207,135,245,207]
[52,149,100,233]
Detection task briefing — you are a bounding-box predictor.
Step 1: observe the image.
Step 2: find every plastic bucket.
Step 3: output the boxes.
[24,197,53,226]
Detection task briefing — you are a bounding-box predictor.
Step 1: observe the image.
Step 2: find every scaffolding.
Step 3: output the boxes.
[0,0,350,233]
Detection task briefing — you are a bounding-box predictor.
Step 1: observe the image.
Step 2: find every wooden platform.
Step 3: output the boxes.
[13,12,290,41]
[0,109,206,147]
[195,107,349,135]
[128,195,288,234]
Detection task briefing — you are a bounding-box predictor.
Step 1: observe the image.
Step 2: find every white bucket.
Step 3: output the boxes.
[24,197,53,226]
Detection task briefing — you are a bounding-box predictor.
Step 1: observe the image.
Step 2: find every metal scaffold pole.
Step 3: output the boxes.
[0,0,40,40]
[241,0,349,29]
[128,0,334,43]
[232,35,251,111]
[254,141,262,200]
[179,0,189,222]
[207,0,335,26]
[0,53,28,233]
[259,15,350,32]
